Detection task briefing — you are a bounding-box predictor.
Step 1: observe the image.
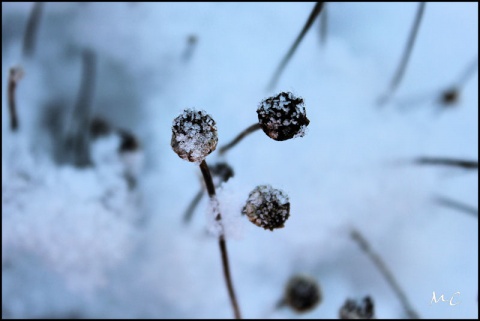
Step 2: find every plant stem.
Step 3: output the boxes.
[183,188,204,223]
[414,157,478,170]
[378,2,426,106]
[23,2,44,58]
[199,160,242,319]
[456,56,478,89]
[8,67,24,132]
[434,195,478,218]
[267,2,324,90]
[350,229,420,319]
[320,2,328,46]
[218,123,261,155]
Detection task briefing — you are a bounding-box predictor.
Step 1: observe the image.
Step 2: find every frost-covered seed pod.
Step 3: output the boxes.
[257,91,309,141]
[242,185,290,231]
[285,274,321,313]
[339,296,375,319]
[171,109,218,163]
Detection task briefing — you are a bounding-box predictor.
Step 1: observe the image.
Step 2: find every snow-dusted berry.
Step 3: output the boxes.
[242,185,290,231]
[339,296,375,319]
[257,92,309,141]
[171,109,218,163]
[284,274,321,313]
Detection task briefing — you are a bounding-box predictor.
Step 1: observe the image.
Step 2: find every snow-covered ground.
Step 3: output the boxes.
[2,2,478,319]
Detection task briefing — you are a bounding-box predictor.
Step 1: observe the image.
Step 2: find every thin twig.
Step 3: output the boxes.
[350,229,420,319]
[434,195,478,218]
[267,2,324,90]
[320,2,328,46]
[218,123,261,155]
[378,2,426,106]
[7,67,24,132]
[456,56,478,89]
[414,157,478,170]
[23,2,44,58]
[199,160,242,319]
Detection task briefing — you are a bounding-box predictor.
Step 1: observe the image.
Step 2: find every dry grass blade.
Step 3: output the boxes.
[267,2,324,90]
[434,195,478,218]
[414,157,478,170]
[378,2,426,106]
[350,229,420,319]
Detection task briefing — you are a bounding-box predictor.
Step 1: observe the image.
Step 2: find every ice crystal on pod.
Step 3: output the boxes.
[257,92,309,141]
[242,185,290,231]
[171,109,218,164]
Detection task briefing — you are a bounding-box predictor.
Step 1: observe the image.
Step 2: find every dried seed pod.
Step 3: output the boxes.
[284,274,321,313]
[257,91,309,141]
[171,109,218,163]
[339,296,375,319]
[242,185,290,231]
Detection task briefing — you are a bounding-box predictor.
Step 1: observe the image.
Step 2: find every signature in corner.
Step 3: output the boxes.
[431,291,461,306]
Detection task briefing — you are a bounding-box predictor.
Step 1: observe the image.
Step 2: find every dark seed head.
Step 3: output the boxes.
[242,185,290,231]
[257,92,309,141]
[171,109,218,163]
[339,296,375,319]
[284,274,321,313]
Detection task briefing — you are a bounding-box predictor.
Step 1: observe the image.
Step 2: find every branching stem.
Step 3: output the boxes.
[218,123,261,156]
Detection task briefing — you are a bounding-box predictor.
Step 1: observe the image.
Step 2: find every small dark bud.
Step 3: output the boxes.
[90,117,111,138]
[210,162,235,183]
[284,274,321,313]
[171,109,218,163]
[118,129,140,153]
[339,296,375,319]
[441,88,459,106]
[242,185,290,231]
[257,91,309,141]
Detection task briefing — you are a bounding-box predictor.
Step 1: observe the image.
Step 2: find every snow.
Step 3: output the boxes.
[2,2,478,319]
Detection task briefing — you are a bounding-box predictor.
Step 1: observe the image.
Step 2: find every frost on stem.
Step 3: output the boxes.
[283,274,321,313]
[257,92,309,141]
[171,109,218,163]
[242,185,290,231]
[339,296,375,319]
